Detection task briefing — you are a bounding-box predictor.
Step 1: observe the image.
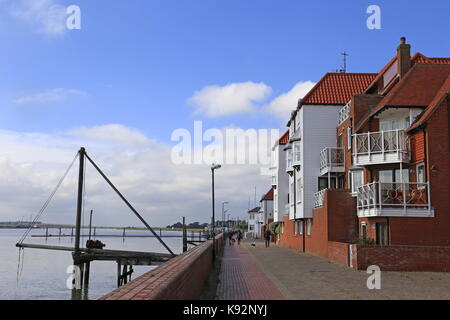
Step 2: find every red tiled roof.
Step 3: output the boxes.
[365,53,450,94]
[301,73,377,105]
[356,64,450,132]
[408,76,450,132]
[279,131,289,145]
[261,188,274,202]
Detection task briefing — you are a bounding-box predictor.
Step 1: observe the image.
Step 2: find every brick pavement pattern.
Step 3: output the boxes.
[215,242,285,300]
[217,240,450,300]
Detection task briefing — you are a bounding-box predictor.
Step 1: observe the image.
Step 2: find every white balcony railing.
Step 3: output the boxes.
[357,182,432,217]
[338,102,351,125]
[320,147,344,174]
[314,189,327,209]
[353,129,409,165]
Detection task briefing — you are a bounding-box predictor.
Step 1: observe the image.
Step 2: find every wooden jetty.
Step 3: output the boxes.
[16,147,182,296]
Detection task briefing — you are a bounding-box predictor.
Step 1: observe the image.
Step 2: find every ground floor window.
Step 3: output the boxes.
[306,219,312,236]
[281,222,284,234]
[360,223,367,241]
[376,222,388,245]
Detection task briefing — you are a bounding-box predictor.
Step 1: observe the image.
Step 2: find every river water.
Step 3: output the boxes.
[0,229,186,300]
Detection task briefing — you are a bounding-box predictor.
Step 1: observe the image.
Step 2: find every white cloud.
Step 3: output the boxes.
[264,81,316,120]
[70,124,151,147]
[0,125,268,228]
[13,88,87,105]
[188,82,272,117]
[9,0,67,36]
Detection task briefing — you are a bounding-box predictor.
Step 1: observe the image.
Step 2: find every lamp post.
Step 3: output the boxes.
[211,163,221,262]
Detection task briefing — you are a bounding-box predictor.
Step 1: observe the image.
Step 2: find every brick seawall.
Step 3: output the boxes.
[100,234,223,300]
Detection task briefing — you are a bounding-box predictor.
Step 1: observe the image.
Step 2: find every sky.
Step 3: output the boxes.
[1,0,449,227]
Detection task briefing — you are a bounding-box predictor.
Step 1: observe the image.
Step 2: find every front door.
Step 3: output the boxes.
[376,223,388,245]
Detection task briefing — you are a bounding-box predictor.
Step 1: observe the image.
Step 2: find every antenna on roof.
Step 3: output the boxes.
[337,52,349,73]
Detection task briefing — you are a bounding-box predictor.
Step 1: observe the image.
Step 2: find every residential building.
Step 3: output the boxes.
[278,72,377,250]
[259,188,274,237]
[271,131,289,224]
[247,206,261,238]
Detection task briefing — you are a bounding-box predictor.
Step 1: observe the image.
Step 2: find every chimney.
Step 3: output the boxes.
[397,37,411,78]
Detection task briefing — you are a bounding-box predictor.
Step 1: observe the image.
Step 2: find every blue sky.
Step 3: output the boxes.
[1,0,449,141]
[0,0,449,226]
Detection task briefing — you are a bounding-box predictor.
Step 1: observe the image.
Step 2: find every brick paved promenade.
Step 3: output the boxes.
[216,240,450,300]
[215,241,285,300]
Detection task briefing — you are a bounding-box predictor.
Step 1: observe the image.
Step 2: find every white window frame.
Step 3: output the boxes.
[347,127,352,151]
[351,170,364,195]
[299,220,304,236]
[296,177,302,204]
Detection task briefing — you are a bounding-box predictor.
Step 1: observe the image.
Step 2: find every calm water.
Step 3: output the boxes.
[0,229,186,300]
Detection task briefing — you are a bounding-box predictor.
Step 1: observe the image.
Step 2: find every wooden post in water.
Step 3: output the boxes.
[182,217,188,253]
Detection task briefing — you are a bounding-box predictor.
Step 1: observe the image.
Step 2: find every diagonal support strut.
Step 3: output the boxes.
[84,152,175,257]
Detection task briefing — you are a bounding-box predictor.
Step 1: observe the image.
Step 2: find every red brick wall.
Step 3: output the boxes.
[351,244,450,272]
[101,235,224,300]
[327,242,350,266]
[278,216,303,251]
[305,190,357,259]
[410,130,425,163]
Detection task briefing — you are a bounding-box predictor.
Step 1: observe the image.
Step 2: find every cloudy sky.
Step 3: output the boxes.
[1,0,449,227]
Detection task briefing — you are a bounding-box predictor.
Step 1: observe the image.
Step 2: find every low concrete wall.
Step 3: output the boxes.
[100,234,224,300]
[351,244,450,272]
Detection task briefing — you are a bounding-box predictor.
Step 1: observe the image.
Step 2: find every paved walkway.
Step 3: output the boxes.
[215,241,285,300]
[216,240,450,300]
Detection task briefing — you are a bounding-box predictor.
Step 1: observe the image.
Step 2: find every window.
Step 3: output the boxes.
[361,223,367,241]
[306,219,312,236]
[294,220,303,236]
[378,168,409,184]
[281,223,284,234]
[287,149,293,169]
[337,134,343,148]
[319,177,337,191]
[347,127,352,150]
[416,163,425,184]
[293,143,301,163]
[297,178,302,203]
[351,170,364,194]
[376,223,388,245]
[290,182,294,206]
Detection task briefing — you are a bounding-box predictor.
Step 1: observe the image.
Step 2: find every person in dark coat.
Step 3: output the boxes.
[264,229,272,248]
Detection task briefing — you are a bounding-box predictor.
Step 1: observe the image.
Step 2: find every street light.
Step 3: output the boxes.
[211,163,221,262]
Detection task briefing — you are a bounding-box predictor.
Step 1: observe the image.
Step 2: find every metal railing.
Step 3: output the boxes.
[338,102,351,125]
[353,129,409,160]
[320,147,344,172]
[314,189,327,209]
[357,182,431,212]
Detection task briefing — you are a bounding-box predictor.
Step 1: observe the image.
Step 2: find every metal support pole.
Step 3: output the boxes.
[74,147,85,255]
[88,210,93,241]
[212,168,216,261]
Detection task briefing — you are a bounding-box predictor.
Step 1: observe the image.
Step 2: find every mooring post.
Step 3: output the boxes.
[182,217,188,253]
[117,261,122,288]
[123,228,126,239]
[83,262,90,289]
[45,227,49,238]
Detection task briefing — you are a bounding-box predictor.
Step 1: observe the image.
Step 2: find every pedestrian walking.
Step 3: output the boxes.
[237,231,243,245]
[265,229,271,248]
[228,232,234,245]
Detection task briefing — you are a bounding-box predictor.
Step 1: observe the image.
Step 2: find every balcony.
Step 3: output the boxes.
[320,147,345,176]
[353,130,409,166]
[357,182,434,218]
[314,189,327,209]
[338,102,351,126]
